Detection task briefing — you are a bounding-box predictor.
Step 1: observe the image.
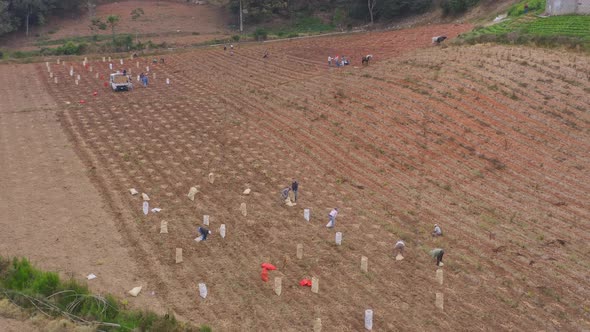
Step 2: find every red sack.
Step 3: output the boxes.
[299,279,312,287]
[261,263,276,271]
[261,268,269,282]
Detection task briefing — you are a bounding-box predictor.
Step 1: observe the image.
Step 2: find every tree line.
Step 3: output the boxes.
[229,0,433,25]
[230,0,478,27]
[0,0,88,37]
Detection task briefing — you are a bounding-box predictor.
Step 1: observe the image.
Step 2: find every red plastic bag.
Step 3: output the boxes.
[261,268,269,282]
[261,263,276,271]
[299,279,312,287]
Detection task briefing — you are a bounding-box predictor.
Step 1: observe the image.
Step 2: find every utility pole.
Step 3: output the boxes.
[239,0,243,32]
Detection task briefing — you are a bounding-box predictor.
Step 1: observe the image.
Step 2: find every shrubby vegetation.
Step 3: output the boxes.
[508,0,545,16]
[457,14,590,52]
[439,0,479,15]
[0,256,210,331]
[230,0,434,28]
[0,0,87,37]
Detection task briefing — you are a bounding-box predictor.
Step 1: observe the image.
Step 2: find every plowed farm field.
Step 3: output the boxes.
[9,23,590,331]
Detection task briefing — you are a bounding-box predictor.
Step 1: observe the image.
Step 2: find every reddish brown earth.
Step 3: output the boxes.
[3,23,590,331]
[0,0,227,50]
[0,64,163,313]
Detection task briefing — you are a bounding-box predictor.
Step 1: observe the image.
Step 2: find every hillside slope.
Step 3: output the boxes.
[32,25,590,331]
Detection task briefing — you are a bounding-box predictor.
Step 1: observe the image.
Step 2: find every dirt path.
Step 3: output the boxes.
[0,317,36,332]
[0,64,161,313]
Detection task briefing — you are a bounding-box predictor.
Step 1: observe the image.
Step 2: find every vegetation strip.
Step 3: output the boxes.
[0,256,209,331]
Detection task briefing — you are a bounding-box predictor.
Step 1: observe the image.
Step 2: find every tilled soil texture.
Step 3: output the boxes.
[0,0,226,50]
[39,25,589,331]
[0,64,162,313]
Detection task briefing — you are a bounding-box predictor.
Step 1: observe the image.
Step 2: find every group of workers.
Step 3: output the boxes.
[196,178,447,268]
[328,55,350,67]
[394,224,444,266]
[281,179,299,203]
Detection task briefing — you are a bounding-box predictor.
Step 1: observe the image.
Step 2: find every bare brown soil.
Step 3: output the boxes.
[0,64,162,313]
[0,317,36,332]
[0,0,227,50]
[3,23,590,331]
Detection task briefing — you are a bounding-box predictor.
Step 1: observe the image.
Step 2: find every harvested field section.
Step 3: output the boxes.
[39,27,589,331]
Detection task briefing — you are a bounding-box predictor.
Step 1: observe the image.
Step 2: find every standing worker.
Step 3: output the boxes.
[430,248,445,266]
[326,208,338,228]
[291,178,299,202]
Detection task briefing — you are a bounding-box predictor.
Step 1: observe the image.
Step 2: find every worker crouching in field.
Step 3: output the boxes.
[432,224,443,237]
[430,248,444,266]
[394,240,405,255]
[195,226,211,242]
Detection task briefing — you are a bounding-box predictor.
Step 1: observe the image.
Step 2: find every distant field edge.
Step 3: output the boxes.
[456,14,590,52]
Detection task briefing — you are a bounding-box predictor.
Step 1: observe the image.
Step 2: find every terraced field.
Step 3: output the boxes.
[33,23,590,331]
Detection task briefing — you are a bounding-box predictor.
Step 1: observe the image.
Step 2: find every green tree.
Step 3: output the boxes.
[86,0,96,17]
[0,0,17,35]
[440,0,479,15]
[231,0,288,28]
[12,0,55,37]
[130,8,144,42]
[89,17,106,39]
[333,7,346,31]
[368,0,376,24]
[106,14,119,42]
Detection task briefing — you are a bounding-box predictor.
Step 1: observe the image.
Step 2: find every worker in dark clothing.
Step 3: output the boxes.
[291,179,299,202]
[196,226,211,242]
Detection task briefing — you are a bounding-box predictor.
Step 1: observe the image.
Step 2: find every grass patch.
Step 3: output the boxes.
[458,15,590,51]
[507,0,545,16]
[0,257,199,331]
[270,15,334,38]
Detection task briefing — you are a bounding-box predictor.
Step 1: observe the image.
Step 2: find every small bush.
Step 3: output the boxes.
[440,0,479,15]
[508,0,545,16]
[200,325,213,332]
[55,41,86,55]
[254,28,268,41]
[113,35,133,49]
[231,35,240,42]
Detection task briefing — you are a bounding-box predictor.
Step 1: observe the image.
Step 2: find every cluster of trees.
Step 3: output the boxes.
[230,0,434,27]
[230,0,478,28]
[0,0,88,37]
[440,0,480,15]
